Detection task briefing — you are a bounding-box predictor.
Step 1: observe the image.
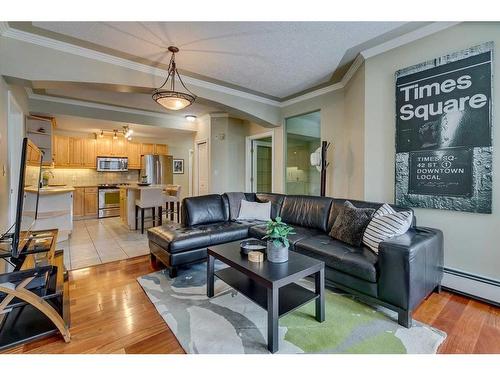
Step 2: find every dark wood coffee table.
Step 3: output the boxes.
[207,240,325,353]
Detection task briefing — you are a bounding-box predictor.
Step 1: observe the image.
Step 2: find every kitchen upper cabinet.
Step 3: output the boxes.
[83,138,97,168]
[53,135,70,167]
[112,137,127,157]
[155,144,168,155]
[97,136,127,157]
[52,132,169,170]
[127,142,141,169]
[96,136,113,156]
[140,143,155,155]
[69,137,84,167]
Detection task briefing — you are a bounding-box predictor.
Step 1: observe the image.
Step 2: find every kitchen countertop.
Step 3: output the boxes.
[125,184,167,190]
[26,186,75,195]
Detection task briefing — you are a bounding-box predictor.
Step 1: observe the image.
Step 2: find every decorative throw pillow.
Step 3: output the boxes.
[373,203,396,218]
[237,199,271,221]
[329,201,375,247]
[363,206,413,253]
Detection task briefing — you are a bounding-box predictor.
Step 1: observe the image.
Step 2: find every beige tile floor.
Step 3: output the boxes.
[59,217,150,270]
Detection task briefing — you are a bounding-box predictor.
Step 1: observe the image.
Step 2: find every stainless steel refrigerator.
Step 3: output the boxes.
[140,154,173,185]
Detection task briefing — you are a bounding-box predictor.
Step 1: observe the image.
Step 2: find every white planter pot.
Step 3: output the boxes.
[267,241,289,263]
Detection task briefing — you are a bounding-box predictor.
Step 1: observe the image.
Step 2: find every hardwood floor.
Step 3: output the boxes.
[1,256,499,354]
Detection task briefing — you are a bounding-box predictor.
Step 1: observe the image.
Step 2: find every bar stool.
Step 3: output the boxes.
[135,187,165,234]
[164,184,182,223]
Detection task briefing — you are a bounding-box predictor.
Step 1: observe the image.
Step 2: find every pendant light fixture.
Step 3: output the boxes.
[152,46,196,111]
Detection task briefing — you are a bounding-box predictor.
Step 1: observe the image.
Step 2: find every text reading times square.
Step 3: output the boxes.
[399,74,488,121]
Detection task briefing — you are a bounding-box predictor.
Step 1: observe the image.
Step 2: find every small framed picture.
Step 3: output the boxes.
[173,158,184,174]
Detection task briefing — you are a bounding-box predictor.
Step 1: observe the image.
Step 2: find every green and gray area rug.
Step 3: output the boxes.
[137,263,446,354]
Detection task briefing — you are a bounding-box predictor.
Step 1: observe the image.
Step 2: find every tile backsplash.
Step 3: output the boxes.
[43,168,140,186]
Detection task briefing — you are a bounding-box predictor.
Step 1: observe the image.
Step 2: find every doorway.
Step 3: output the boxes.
[285,111,321,196]
[7,92,24,226]
[246,131,274,193]
[195,140,209,195]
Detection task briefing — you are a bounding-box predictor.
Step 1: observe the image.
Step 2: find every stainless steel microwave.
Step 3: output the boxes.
[96,157,128,172]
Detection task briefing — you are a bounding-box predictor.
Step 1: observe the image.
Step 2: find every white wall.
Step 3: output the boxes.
[168,137,195,200]
[205,115,256,194]
[363,22,500,282]
[0,77,28,272]
[0,77,10,236]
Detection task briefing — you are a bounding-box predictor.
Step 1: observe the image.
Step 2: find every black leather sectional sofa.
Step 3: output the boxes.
[147,192,443,327]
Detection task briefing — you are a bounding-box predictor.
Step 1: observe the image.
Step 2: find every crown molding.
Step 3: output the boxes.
[3,26,281,108]
[209,112,229,118]
[280,22,458,107]
[361,22,460,59]
[280,54,365,107]
[0,22,9,36]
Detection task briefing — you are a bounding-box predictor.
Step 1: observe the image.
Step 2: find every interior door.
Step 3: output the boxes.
[197,141,209,195]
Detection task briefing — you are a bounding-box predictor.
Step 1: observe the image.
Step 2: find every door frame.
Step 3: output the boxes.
[245,130,275,193]
[188,148,194,197]
[194,138,209,196]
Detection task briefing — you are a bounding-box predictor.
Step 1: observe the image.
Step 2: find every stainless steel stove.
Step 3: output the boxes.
[97,183,131,218]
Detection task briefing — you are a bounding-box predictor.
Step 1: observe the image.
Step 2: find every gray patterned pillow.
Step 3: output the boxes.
[329,201,375,247]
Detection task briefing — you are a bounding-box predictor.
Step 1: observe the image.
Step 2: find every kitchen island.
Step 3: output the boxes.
[26,186,75,241]
[120,184,167,230]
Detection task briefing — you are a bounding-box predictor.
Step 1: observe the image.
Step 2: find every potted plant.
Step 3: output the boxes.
[41,170,54,187]
[263,216,295,263]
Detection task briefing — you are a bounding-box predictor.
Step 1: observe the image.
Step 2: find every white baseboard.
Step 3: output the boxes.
[442,268,500,305]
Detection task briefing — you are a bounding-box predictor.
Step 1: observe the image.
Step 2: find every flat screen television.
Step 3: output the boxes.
[11,138,43,258]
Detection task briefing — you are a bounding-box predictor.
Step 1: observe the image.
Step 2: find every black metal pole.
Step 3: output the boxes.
[320,141,328,196]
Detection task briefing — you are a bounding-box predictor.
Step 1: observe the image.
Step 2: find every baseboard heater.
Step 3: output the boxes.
[442,267,500,307]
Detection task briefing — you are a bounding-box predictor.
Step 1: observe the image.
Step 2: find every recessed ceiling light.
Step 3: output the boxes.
[185,115,197,122]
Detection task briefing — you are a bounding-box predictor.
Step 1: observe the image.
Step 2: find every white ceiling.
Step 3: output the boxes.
[32,22,407,98]
[54,115,195,140]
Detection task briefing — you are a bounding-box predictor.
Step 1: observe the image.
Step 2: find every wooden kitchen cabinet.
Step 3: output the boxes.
[155,144,168,155]
[83,138,97,168]
[73,187,85,217]
[96,136,113,156]
[53,135,70,167]
[53,132,170,170]
[84,187,98,216]
[119,188,128,225]
[140,143,155,155]
[69,137,84,167]
[73,187,97,218]
[127,142,141,169]
[97,136,127,157]
[112,137,127,157]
